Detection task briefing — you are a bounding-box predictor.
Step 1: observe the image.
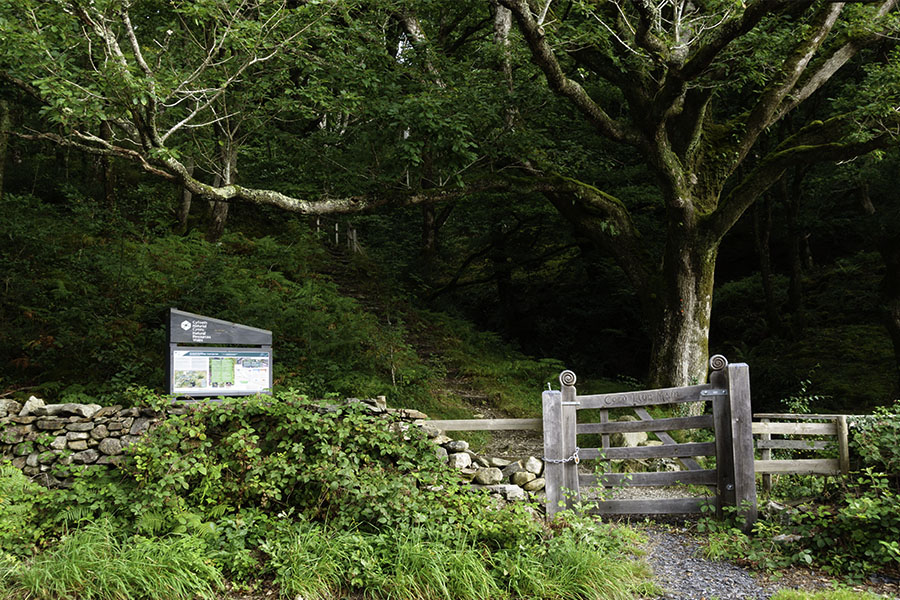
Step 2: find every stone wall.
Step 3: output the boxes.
[1,396,546,502]
[0,397,178,487]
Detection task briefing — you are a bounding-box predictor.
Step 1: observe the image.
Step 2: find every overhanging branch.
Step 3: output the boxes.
[707,127,893,241]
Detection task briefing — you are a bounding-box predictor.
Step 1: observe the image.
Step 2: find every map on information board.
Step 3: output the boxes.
[172,350,271,395]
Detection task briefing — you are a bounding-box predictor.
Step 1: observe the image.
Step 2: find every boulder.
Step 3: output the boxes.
[447,452,472,469]
[478,484,526,501]
[66,422,95,432]
[523,478,545,492]
[523,456,543,475]
[511,471,536,486]
[0,399,22,417]
[35,418,67,431]
[446,440,469,452]
[35,403,102,419]
[129,417,151,436]
[458,468,478,481]
[98,437,123,456]
[417,423,442,438]
[91,424,110,440]
[611,416,649,447]
[71,449,100,464]
[501,460,525,480]
[474,468,503,485]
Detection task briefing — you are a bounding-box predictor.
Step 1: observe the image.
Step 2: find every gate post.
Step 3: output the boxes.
[709,359,734,519]
[542,388,564,517]
[559,370,580,510]
[727,362,758,531]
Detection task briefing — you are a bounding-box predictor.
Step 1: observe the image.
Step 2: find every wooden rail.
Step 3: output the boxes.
[752,414,850,492]
[426,418,541,432]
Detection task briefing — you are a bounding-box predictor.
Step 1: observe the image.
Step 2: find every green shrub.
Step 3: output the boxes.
[701,470,900,578]
[851,401,900,480]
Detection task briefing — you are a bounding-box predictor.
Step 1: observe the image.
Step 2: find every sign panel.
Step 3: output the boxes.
[170,348,272,396]
[168,309,272,345]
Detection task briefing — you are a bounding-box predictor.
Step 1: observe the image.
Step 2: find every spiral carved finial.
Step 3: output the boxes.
[559,370,577,387]
[709,354,728,371]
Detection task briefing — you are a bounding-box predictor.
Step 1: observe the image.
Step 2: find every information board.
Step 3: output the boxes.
[167,309,273,397]
[170,348,272,395]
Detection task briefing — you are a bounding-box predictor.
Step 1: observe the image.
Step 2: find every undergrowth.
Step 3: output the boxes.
[0,392,654,599]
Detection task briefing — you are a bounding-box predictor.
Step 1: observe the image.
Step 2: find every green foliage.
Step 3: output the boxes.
[0,391,654,599]
[0,463,48,557]
[700,471,900,578]
[3,519,222,600]
[851,401,900,477]
[779,371,828,415]
[0,193,438,402]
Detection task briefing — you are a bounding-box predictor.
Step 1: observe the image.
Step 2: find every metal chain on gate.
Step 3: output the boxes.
[543,447,580,465]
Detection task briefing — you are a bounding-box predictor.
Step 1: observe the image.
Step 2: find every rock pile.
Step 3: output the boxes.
[347,397,548,503]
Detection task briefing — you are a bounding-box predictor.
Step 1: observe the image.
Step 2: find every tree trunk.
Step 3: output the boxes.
[0,99,9,202]
[646,240,717,390]
[207,201,229,243]
[754,195,782,333]
[879,233,900,395]
[207,148,236,243]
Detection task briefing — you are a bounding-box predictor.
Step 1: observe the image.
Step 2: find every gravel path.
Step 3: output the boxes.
[643,526,777,600]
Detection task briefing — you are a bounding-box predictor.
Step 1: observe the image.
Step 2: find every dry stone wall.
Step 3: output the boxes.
[1,396,546,503]
[0,397,182,487]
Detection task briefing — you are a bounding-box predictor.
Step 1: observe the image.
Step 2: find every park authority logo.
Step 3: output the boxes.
[180,320,192,331]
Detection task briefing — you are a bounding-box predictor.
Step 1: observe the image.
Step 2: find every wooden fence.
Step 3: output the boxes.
[752,413,850,492]
[540,358,757,529]
[314,216,362,254]
[426,371,867,528]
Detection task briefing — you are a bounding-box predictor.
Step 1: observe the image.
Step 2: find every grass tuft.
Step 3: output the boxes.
[5,520,221,600]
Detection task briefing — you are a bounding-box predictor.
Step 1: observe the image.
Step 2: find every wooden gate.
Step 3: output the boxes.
[542,356,757,528]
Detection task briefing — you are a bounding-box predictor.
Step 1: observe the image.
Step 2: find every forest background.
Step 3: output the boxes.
[2,0,900,416]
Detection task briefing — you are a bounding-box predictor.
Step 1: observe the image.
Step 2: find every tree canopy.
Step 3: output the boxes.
[2,0,899,394]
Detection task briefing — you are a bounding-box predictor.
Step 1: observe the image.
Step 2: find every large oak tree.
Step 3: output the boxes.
[2,0,899,389]
[491,0,900,386]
